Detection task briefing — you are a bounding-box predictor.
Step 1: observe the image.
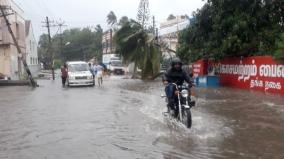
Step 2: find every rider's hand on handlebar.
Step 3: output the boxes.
[175,90,180,96]
[188,82,196,88]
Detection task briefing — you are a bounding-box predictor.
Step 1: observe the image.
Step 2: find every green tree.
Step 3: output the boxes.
[177,0,284,62]
[38,34,52,68]
[94,24,103,34]
[115,20,161,79]
[177,3,213,62]
[274,33,284,60]
[118,16,129,26]
[38,27,103,64]
[114,0,165,79]
[107,11,117,27]
[167,14,176,21]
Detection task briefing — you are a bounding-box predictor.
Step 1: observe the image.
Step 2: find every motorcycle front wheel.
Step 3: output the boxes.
[182,109,192,128]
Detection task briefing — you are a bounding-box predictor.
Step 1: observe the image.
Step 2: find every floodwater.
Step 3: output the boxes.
[0,76,284,159]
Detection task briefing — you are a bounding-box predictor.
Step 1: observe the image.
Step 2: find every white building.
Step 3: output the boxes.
[102,29,117,65]
[159,16,190,58]
[0,0,26,80]
[25,20,39,76]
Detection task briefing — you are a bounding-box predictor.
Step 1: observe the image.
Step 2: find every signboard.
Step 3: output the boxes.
[216,56,284,94]
[192,60,207,77]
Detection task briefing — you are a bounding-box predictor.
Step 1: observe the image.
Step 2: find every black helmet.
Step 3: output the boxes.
[171,57,182,67]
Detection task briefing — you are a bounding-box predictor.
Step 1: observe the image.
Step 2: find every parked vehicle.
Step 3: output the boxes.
[162,83,196,128]
[66,61,94,86]
[109,58,125,75]
[0,73,9,80]
[0,73,5,80]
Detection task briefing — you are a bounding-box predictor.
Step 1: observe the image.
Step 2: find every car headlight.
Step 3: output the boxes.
[87,76,92,80]
[181,90,188,98]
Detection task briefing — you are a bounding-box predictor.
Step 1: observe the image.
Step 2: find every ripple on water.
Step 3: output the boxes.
[128,83,234,159]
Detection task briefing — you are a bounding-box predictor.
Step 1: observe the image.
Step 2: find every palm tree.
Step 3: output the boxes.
[115,20,161,79]
[167,14,176,21]
[94,24,103,34]
[118,16,129,26]
[107,11,117,27]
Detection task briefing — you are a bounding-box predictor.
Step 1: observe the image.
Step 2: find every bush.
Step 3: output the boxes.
[274,33,284,60]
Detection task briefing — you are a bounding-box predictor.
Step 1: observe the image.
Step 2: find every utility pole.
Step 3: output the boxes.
[155,28,159,39]
[176,15,180,38]
[42,16,55,80]
[55,19,67,62]
[0,5,37,87]
[152,16,156,35]
[110,29,113,54]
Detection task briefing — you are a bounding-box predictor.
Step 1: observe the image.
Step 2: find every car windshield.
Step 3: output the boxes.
[68,64,89,72]
[111,61,122,67]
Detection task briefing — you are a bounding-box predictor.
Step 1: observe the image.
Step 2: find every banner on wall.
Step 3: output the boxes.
[193,56,284,95]
[192,60,207,77]
[217,56,284,94]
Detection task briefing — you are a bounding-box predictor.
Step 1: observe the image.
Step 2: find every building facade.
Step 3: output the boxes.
[159,16,190,58]
[0,0,26,80]
[102,29,119,65]
[25,20,39,76]
[102,29,114,55]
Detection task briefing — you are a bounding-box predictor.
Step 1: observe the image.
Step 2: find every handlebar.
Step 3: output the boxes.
[165,83,189,89]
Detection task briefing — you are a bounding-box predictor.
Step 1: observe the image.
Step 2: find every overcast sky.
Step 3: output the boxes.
[13,0,205,40]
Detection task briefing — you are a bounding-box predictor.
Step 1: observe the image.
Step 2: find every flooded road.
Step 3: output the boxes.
[1,77,284,159]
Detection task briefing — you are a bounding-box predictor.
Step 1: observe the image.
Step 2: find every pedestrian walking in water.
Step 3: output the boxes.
[100,62,108,78]
[94,63,104,86]
[61,64,68,86]
[88,63,95,86]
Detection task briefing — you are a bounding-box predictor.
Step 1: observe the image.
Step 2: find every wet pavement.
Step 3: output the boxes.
[0,76,284,159]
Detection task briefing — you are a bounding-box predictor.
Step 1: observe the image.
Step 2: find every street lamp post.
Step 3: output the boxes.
[63,42,71,62]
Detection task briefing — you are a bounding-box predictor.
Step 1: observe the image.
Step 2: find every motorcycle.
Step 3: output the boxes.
[161,83,196,128]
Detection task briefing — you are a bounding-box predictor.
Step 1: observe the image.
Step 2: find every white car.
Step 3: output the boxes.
[66,61,94,86]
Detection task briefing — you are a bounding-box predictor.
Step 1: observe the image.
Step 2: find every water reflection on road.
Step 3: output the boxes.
[0,77,284,159]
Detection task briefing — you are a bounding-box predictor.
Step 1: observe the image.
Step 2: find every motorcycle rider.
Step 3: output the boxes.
[162,57,193,116]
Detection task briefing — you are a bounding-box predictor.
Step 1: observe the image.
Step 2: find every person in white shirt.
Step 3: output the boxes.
[94,63,104,86]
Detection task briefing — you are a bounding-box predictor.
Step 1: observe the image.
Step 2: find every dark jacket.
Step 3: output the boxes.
[163,67,192,86]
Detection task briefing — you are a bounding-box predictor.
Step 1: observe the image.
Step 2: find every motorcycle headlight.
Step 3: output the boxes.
[181,90,188,98]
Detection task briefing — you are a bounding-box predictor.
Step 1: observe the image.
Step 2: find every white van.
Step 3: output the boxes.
[109,58,125,75]
[66,61,94,86]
